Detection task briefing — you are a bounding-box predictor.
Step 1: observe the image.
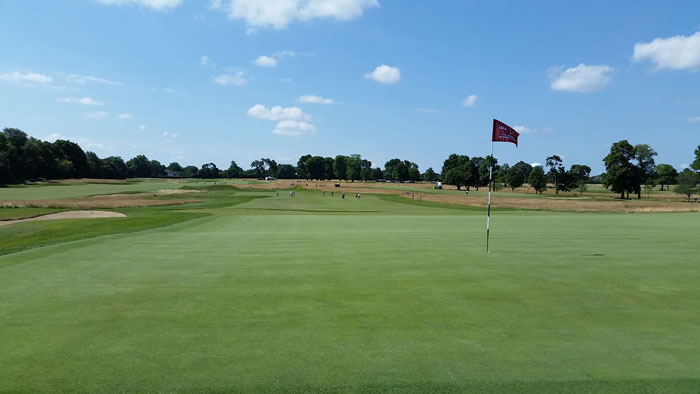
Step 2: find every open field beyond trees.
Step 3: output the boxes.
[1,179,699,393]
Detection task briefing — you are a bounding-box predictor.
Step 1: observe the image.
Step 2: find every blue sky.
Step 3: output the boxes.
[1,0,699,174]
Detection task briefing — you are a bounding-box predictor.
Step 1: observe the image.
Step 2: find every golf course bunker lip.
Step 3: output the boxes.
[0,210,126,227]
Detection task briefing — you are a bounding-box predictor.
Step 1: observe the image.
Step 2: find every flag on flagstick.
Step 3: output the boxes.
[486,119,519,253]
[492,119,519,146]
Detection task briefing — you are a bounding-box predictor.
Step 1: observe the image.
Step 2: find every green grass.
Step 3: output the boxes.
[0,207,63,220]
[0,186,699,393]
[0,179,183,200]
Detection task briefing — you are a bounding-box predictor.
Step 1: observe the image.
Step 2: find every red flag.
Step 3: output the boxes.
[492,119,519,146]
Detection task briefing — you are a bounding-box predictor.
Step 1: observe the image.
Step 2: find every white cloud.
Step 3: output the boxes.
[84,111,109,119]
[96,0,182,11]
[254,55,277,68]
[56,97,103,106]
[213,71,249,86]
[248,104,315,136]
[211,0,379,29]
[0,71,52,84]
[364,64,401,84]
[118,113,133,119]
[273,120,316,136]
[411,108,443,113]
[688,116,700,123]
[633,32,700,70]
[274,50,296,58]
[200,56,214,67]
[66,74,122,86]
[247,104,310,121]
[46,133,65,142]
[461,94,478,107]
[139,124,148,130]
[253,51,296,68]
[299,95,334,104]
[550,64,613,92]
[513,125,533,134]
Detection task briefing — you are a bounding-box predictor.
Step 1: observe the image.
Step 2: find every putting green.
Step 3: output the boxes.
[1,190,699,393]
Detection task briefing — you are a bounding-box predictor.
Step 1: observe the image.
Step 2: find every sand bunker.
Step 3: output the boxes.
[0,210,126,227]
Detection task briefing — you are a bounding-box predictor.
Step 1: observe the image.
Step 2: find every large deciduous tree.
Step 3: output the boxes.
[653,164,677,190]
[126,155,152,178]
[545,155,564,194]
[675,169,698,201]
[692,145,700,172]
[528,166,547,194]
[423,167,437,182]
[602,140,638,199]
[333,155,348,180]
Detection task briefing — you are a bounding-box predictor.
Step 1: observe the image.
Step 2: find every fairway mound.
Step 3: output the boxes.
[0,210,126,227]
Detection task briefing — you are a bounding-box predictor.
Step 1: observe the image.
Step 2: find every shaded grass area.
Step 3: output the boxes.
[0,208,206,259]
[0,179,186,201]
[0,190,260,257]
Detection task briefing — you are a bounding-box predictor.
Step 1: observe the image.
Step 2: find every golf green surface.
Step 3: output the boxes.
[1,189,699,393]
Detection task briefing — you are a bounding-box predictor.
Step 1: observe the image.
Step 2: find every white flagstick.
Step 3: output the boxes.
[486,140,494,253]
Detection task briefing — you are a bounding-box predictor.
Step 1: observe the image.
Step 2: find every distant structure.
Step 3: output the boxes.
[530,163,543,168]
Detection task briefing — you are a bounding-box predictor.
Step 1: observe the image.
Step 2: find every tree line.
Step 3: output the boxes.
[1,128,698,199]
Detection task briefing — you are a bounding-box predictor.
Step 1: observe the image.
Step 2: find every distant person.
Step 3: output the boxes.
[358,193,361,199]
[342,193,345,199]
[331,191,334,197]
[465,191,469,196]
[289,191,293,198]
[695,197,698,203]
[276,192,279,197]
[419,195,422,201]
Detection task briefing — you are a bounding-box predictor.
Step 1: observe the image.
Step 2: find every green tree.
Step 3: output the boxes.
[443,165,469,190]
[346,154,362,181]
[423,167,437,182]
[372,167,384,180]
[441,154,470,179]
[545,155,564,194]
[297,154,312,179]
[360,159,373,182]
[602,140,638,199]
[675,169,698,201]
[167,162,183,172]
[182,165,199,178]
[478,155,498,189]
[198,163,220,178]
[653,164,677,190]
[634,144,657,199]
[468,157,483,190]
[528,166,547,194]
[333,155,348,180]
[691,145,700,172]
[305,156,325,180]
[86,151,102,178]
[506,161,532,191]
[126,155,152,178]
[52,139,89,178]
[149,160,166,177]
[100,156,128,179]
[225,161,243,178]
[276,164,297,179]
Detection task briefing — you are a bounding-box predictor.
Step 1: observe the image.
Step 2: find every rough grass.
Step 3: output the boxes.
[0,187,699,393]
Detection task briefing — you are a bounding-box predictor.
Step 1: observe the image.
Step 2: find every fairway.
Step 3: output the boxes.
[1,189,699,393]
